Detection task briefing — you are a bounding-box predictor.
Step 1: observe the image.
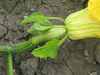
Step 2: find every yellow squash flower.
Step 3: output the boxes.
[88,0,100,22]
[65,0,100,40]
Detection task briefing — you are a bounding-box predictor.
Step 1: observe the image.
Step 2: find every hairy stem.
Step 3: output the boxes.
[5,52,13,75]
[0,46,9,52]
[0,27,67,53]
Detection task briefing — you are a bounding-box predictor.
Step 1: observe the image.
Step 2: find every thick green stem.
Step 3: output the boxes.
[59,33,69,45]
[0,27,67,53]
[5,52,13,75]
[9,41,33,53]
[0,45,9,52]
[49,17,66,25]
[11,27,67,53]
[31,27,67,45]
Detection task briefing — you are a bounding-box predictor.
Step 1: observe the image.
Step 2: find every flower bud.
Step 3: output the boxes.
[65,8,100,40]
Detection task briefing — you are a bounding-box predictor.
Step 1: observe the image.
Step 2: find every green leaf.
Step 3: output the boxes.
[31,39,60,58]
[38,20,53,26]
[34,20,53,31]
[27,23,41,35]
[21,12,66,24]
[27,20,53,35]
[21,12,49,24]
[34,22,51,31]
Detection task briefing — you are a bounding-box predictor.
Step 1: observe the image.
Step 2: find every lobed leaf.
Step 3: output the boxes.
[31,39,60,58]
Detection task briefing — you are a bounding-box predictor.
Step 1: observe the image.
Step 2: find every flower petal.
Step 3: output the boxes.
[88,0,100,22]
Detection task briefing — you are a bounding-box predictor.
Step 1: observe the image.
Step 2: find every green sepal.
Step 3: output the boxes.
[31,39,60,58]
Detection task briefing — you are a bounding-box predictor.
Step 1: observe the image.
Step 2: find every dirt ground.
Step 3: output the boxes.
[0,0,100,75]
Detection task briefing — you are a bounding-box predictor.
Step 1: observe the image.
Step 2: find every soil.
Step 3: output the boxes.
[0,0,100,75]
